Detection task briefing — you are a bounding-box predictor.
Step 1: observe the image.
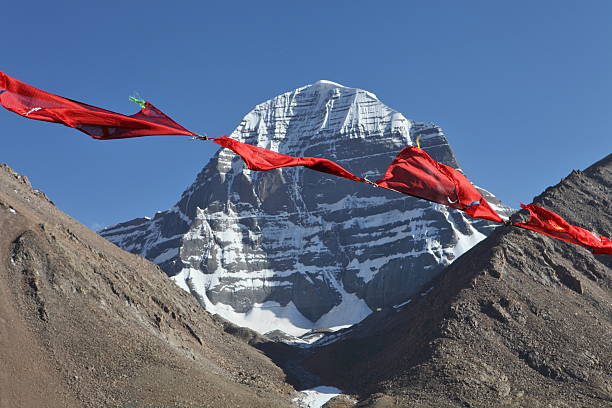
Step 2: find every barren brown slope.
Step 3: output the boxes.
[304,154,612,407]
[0,163,293,408]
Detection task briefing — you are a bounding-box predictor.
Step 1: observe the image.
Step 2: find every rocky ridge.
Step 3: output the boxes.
[301,154,612,407]
[0,162,293,408]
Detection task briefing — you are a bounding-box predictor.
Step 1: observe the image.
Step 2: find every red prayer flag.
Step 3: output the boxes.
[513,204,612,254]
[376,146,503,223]
[212,135,367,183]
[0,71,197,139]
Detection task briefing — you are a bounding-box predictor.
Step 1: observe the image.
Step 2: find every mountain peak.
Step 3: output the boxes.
[306,79,379,102]
[310,79,346,88]
[101,82,512,336]
[233,80,406,150]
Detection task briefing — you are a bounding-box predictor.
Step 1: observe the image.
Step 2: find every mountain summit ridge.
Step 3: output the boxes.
[101,81,511,336]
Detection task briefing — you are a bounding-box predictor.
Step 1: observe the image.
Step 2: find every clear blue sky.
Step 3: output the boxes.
[2,1,611,230]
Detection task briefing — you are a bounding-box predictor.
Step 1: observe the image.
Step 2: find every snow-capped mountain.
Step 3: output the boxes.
[100,80,512,336]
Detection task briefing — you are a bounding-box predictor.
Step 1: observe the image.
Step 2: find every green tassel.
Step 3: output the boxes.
[129,96,146,109]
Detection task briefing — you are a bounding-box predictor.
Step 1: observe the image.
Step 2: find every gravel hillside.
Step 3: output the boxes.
[0,163,293,408]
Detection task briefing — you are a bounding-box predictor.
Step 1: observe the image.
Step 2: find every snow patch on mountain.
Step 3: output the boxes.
[293,386,345,408]
[173,266,371,337]
[439,204,487,258]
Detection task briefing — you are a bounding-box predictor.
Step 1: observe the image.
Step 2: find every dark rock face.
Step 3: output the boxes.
[0,163,293,407]
[101,81,511,332]
[302,154,612,407]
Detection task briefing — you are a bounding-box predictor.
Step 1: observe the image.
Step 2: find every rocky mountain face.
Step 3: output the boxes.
[0,163,293,408]
[301,154,612,407]
[101,80,511,335]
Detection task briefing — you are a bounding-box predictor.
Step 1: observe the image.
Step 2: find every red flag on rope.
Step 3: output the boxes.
[0,71,197,139]
[376,146,503,223]
[3,72,610,256]
[513,204,612,254]
[212,135,368,183]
